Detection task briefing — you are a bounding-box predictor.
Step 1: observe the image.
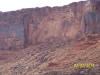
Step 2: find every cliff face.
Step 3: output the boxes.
[0,1,86,50]
[0,1,100,75]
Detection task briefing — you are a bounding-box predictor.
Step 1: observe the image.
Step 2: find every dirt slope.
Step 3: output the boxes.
[0,35,100,75]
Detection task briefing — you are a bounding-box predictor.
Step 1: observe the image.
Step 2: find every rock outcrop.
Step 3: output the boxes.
[0,1,100,75]
[0,1,94,50]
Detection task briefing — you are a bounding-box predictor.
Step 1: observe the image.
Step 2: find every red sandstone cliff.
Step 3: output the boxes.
[0,1,100,75]
[0,1,87,50]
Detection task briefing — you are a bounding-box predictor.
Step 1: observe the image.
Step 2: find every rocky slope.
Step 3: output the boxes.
[0,34,100,75]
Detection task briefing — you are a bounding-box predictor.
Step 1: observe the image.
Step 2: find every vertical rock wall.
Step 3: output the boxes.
[0,1,87,50]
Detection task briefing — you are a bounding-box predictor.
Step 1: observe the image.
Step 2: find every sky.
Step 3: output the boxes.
[0,0,86,12]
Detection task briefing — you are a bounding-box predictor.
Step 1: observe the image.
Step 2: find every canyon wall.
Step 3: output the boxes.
[0,1,86,50]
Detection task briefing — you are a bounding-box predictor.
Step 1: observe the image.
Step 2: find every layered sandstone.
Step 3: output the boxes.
[0,1,100,75]
[0,1,87,50]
